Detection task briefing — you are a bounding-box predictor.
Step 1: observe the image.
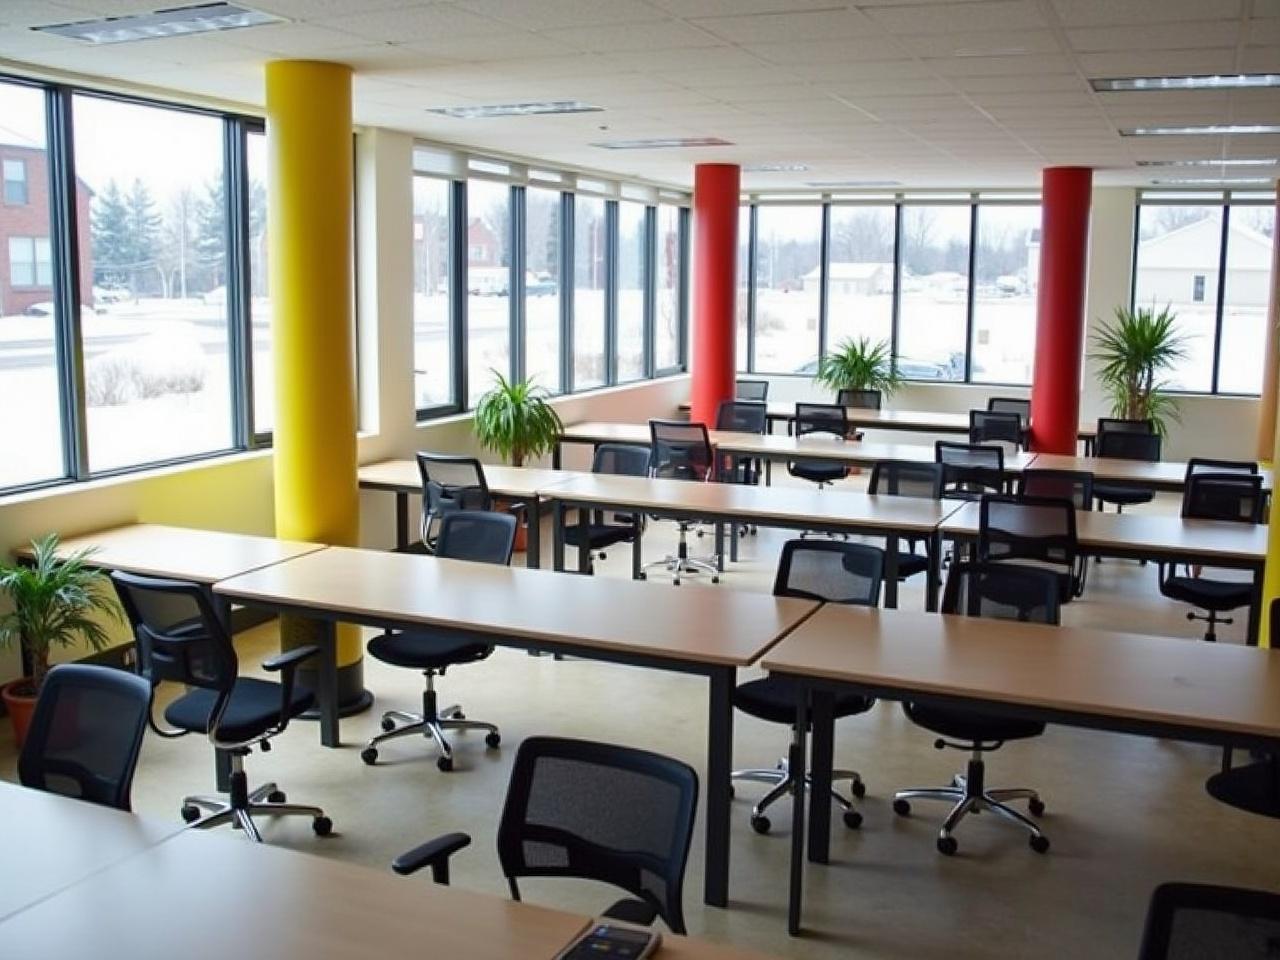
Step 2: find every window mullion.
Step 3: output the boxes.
[225,118,252,448]
[963,201,978,383]
[604,199,618,386]
[1210,204,1230,394]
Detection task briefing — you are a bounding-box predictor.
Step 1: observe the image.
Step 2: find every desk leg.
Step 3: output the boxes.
[1247,564,1263,646]
[807,689,835,865]
[705,667,734,908]
[715,522,725,573]
[553,441,562,470]
[632,522,643,580]
[316,620,340,748]
[578,508,591,574]
[552,501,566,573]
[526,498,541,570]
[884,536,900,609]
[926,532,942,613]
[212,593,234,791]
[730,522,739,563]
[395,492,410,551]
[787,681,809,936]
[765,460,772,486]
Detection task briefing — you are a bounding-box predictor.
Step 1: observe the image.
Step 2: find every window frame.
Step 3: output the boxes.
[3,157,27,205]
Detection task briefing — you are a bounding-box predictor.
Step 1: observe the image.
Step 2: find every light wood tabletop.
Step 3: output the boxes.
[560,421,747,447]
[1029,452,1274,492]
[214,546,818,667]
[17,523,327,585]
[358,459,590,499]
[713,433,1040,472]
[0,780,185,922]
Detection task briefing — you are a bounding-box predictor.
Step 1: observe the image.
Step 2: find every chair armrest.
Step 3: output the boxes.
[392,832,472,884]
[262,644,320,673]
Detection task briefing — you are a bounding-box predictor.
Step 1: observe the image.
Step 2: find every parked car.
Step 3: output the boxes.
[93,285,131,304]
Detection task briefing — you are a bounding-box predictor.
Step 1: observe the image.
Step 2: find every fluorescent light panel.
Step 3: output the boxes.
[33,3,280,44]
[743,163,810,173]
[1150,177,1273,186]
[1137,158,1278,167]
[428,101,602,120]
[1121,124,1280,136]
[591,137,732,150]
[1093,73,1280,92]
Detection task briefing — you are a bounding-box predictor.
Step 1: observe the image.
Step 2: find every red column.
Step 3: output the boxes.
[689,163,740,427]
[1029,167,1093,454]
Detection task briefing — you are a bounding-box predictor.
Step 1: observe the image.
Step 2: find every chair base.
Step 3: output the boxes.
[893,753,1048,855]
[183,755,330,843]
[640,521,719,585]
[362,674,499,771]
[732,757,864,833]
[1188,608,1232,643]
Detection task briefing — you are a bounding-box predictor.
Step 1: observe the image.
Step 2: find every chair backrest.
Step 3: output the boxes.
[1097,417,1155,438]
[772,540,884,606]
[794,402,847,440]
[935,441,1005,495]
[496,736,699,934]
[1096,430,1162,462]
[1017,469,1094,510]
[435,511,517,565]
[735,379,769,402]
[941,560,1061,624]
[837,388,882,410]
[987,396,1030,427]
[592,443,652,478]
[18,664,152,811]
[969,409,1022,446]
[714,400,768,435]
[417,453,492,548]
[978,494,1078,572]
[1138,882,1280,960]
[1181,473,1265,524]
[868,460,943,499]
[1186,457,1258,479]
[648,419,713,482]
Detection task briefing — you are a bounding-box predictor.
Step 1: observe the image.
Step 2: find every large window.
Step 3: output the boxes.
[656,204,682,373]
[972,204,1039,385]
[826,205,894,354]
[616,200,646,382]
[246,128,273,432]
[466,179,511,405]
[735,206,750,372]
[573,195,607,390]
[754,205,821,374]
[525,186,562,393]
[413,175,453,410]
[1219,204,1274,395]
[898,205,970,382]
[8,236,51,287]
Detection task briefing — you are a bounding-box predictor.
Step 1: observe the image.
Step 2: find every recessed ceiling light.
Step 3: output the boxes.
[428,101,603,120]
[1093,73,1280,92]
[743,163,810,173]
[591,137,732,150]
[806,179,902,188]
[1149,177,1273,186]
[1121,124,1280,136]
[1137,158,1278,167]
[32,2,281,44]
[953,47,1029,58]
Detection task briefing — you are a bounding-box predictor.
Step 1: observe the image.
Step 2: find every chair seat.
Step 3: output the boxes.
[602,897,660,927]
[895,551,929,579]
[1161,575,1254,611]
[1094,482,1154,505]
[563,522,636,551]
[368,630,494,670]
[789,460,845,484]
[733,676,872,725]
[165,678,314,743]
[905,701,1044,744]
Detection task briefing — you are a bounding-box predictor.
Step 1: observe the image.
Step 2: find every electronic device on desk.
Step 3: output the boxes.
[556,924,662,959]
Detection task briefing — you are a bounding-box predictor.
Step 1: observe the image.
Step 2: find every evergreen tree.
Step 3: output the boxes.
[194,176,227,289]
[124,178,162,294]
[89,179,132,288]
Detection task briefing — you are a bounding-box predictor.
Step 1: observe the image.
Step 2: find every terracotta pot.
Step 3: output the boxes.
[2,678,38,750]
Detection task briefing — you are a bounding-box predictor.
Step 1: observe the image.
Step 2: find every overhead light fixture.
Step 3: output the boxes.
[1137,158,1278,167]
[32,2,281,44]
[1150,177,1273,186]
[743,163,810,173]
[428,101,602,120]
[1093,74,1280,92]
[1121,124,1280,136]
[806,179,902,188]
[591,137,732,150]
[953,47,1030,58]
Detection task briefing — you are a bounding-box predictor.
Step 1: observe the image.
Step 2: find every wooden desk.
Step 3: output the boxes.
[213,546,820,909]
[358,459,589,564]
[761,605,1280,934]
[545,473,961,609]
[0,780,184,922]
[714,433,1039,474]
[556,422,752,468]
[1029,452,1275,494]
[940,501,1269,643]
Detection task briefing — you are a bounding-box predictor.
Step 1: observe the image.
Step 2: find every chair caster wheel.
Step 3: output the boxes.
[360,747,378,765]
[843,810,863,830]
[672,578,681,586]
[893,798,911,816]
[750,815,771,834]
[267,790,286,804]
[637,572,647,580]
[851,779,866,799]
[380,716,396,732]
[937,836,958,856]
[313,816,333,837]
[181,804,201,824]
[452,711,466,720]
[1029,834,1050,853]
[485,732,501,748]
[1028,797,1045,817]
[437,756,454,772]
[711,576,719,584]
[728,785,735,799]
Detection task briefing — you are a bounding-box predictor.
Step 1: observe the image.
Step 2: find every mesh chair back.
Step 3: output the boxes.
[987,397,1031,427]
[936,441,1005,496]
[795,403,847,439]
[1186,457,1257,479]
[714,400,767,434]
[1138,882,1280,960]
[497,737,699,934]
[1182,473,1265,524]
[869,460,943,499]
[941,560,1061,624]
[593,443,652,478]
[979,494,1078,574]
[837,388,882,410]
[417,453,492,530]
[969,409,1022,446]
[1097,417,1154,437]
[1096,430,1162,462]
[772,540,884,606]
[1018,469,1094,510]
[735,379,769,402]
[649,420,712,482]
[435,511,517,565]
[18,664,152,811]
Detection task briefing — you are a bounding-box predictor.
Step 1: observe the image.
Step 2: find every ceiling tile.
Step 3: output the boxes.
[1076,49,1240,76]
[743,38,910,66]
[547,18,724,52]
[892,29,1062,59]
[458,0,665,28]
[691,8,882,43]
[1066,21,1243,53]
[1049,0,1241,27]
[315,5,507,42]
[864,1,1047,35]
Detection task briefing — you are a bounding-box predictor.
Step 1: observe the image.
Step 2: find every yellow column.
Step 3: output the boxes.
[1257,181,1279,647]
[265,62,366,693]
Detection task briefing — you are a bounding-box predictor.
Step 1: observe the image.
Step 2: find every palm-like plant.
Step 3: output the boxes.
[1090,304,1187,435]
[0,534,120,696]
[472,371,564,467]
[815,337,903,397]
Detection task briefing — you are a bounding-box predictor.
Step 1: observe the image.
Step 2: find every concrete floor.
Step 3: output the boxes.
[2,476,1275,959]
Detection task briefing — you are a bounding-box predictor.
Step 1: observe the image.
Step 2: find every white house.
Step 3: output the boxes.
[1135,216,1273,309]
[804,261,894,296]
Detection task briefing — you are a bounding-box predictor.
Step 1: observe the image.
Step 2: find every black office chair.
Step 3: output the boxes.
[894,560,1057,856]
[1186,457,1258,479]
[1094,430,1162,513]
[363,511,516,770]
[936,441,1005,500]
[641,419,720,585]
[1158,473,1265,642]
[979,494,1081,602]
[789,403,849,493]
[710,399,768,541]
[837,388,882,410]
[969,409,1023,450]
[988,397,1030,425]
[1097,417,1154,438]
[17,664,152,812]
[111,571,331,841]
[393,736,698,934]
[563,443,651,575]
[1018,469,1094,594]
[736,378,769,402]
[731,540,883,834]
[417,452,492,552]
[869,459,943,582]
[1138,882,1280,959]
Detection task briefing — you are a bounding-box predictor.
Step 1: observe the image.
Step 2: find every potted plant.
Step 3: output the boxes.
[815,336,903,401]
[473,372,565,550]
[1090,304,1187,436]
[0,534,120,747]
